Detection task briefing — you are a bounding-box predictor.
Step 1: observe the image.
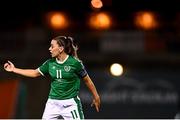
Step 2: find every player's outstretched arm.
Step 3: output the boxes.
[4,61,41,78]
[82,74,101,112]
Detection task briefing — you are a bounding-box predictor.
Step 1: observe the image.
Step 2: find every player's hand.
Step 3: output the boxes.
[91,95,100,112]
[4,61,15,72]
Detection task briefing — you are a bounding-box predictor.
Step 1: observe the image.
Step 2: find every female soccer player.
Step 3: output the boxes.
[4,36,100,119]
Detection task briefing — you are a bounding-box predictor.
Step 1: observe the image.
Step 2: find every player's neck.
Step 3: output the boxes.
[57,53,68,62]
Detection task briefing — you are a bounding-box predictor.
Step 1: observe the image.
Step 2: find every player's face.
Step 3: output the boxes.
[49,40,64,57]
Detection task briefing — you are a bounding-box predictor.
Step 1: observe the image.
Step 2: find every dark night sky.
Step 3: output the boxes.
[0,0,179,30]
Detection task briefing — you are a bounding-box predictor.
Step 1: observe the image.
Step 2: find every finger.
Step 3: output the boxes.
[95,104,99,112]
[4,63,9,68]
[91,102,94,107]
[98,101,100,108]
[7,61,12,65]
[91,99,96,107]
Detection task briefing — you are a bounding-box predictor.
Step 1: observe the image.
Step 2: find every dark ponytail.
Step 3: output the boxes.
[67,36,78,58]
[53,36,79,58]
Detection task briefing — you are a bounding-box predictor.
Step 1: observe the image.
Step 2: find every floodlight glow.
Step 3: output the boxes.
[110,63,123,76]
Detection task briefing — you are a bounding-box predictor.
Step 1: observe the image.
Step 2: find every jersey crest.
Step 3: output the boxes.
[64,65,71,72]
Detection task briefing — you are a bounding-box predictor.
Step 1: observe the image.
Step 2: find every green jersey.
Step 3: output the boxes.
[38,55,87,100]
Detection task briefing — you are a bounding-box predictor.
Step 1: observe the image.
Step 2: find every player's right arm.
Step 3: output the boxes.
[4,61,41,78]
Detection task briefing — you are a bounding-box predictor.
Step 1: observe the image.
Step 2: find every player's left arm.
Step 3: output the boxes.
[82,74,101,112]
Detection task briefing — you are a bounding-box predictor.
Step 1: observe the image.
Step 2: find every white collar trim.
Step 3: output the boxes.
[56,55,69,64]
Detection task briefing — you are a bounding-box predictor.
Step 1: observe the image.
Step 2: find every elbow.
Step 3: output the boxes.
[31,71,41,78]
[34,73,41,78]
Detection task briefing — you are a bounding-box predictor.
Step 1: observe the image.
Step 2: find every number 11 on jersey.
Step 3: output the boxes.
[56,70,62,79]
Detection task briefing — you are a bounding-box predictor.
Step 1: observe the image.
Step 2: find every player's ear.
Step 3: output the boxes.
[59,46,64,51]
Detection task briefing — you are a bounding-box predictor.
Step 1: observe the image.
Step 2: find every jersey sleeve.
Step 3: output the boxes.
[75,60,88,78]
[37,60,49,76]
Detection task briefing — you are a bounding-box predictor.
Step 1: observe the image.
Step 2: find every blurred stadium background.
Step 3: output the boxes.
[0,0,180,119]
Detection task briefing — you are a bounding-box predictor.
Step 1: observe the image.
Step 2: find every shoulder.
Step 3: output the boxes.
[42,58,55,65]
[69,56,83,64]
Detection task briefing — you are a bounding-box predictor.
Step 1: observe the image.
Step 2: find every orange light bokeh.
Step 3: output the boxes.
[91,0,103,9]
[135,11,158,30]
[89,12,111,29]
[46,12,68,30]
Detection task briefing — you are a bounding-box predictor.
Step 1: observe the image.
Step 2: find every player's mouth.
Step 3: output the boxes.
[50,52,53,56]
